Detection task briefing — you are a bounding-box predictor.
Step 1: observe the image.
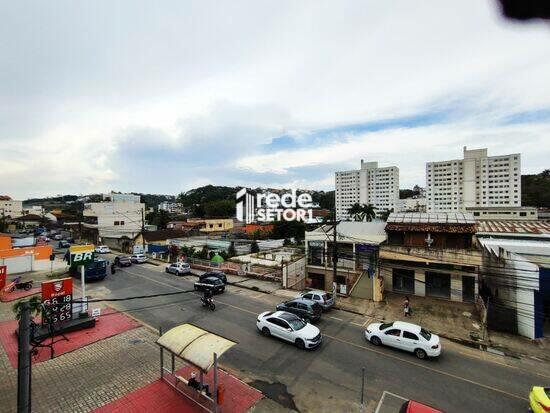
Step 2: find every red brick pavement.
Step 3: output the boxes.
[93,378,203,413]
[0,307,140,367]
[93,366,263,413]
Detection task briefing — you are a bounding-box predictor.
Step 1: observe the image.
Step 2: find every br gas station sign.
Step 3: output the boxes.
[69,245,95,266]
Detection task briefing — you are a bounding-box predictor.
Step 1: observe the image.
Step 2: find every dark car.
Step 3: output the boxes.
[194,277,225,294]
[276,298,323,322]
[199,270,227,284]
[114,256,132,267]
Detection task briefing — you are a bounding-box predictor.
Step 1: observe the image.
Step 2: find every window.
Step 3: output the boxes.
[379,322,394,331]
[419,328,432,341]
[403,331,419,340]
[114,221,120,225]
[520,212,526,216]
[218,224,222,228]
[385,329,401,337]
[303,293,313,299]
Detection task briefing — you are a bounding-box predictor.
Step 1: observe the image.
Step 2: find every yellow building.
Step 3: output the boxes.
[199,219,234,233]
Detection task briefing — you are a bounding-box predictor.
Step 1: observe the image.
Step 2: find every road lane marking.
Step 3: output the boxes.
[329,316,343,321]
[351,322,364,327]
[251,293,265,299]
[116,267,547,391]
[375,391,407,413]
[322,333,527,402]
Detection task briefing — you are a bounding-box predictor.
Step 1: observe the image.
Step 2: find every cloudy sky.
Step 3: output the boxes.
[2,1,550,199]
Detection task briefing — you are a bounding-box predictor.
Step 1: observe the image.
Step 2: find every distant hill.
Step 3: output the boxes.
[522,170,550,207]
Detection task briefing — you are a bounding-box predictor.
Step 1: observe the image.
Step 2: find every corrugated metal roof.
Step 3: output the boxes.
[477,220,550,234]
[387,212,476,224]
[156,324,236,372]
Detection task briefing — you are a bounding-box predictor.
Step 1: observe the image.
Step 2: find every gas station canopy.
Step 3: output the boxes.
[156,324,236,372]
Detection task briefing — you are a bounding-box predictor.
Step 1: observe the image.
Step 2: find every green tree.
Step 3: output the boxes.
[203,200,235,218]
[347,203,376,222]
[522,170,550,207]
[347,203,363,221]
[271,220,306,241]
[378,208,394,221]
[250,240,259,253]
[13,296,43,320]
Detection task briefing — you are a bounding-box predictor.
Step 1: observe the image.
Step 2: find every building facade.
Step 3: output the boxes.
[335,160,399,220]
[0,197,23,218]
[380,212,480,303]
[305,221,387,300]
[466,206,538,221]
[82,193,145,242]
[158,201,184,214]
[426,147,521,212]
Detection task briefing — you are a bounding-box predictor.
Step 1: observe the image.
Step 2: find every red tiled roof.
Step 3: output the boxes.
[477,220,550,234]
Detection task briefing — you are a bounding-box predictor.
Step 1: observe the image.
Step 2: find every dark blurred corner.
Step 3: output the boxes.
[498,0,550,20]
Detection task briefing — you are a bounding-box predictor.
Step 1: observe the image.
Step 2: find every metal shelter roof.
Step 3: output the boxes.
[156,324,236,372]
[387,212,476,224]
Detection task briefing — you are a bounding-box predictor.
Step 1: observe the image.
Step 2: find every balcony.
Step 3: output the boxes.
[380,244,482,267]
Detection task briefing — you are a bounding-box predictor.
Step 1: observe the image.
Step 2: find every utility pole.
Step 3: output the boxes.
[17,300,31,413]
[141,208,146,252]
[332,203,338,298]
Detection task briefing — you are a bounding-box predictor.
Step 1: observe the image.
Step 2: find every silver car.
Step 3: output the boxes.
[299,290,334,311]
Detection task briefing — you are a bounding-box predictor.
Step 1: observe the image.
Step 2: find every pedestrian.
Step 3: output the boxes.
[110,262,116,275]
[404,296,411,317]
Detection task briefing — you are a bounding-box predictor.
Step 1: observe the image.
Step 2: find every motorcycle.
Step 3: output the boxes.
[6,276,34,293]
[200,297,215,311]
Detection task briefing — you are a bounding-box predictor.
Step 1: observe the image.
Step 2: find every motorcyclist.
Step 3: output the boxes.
[202,288,213,305]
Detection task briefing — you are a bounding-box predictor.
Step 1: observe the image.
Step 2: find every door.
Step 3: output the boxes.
[296,302,310,319]
[308,273,325,290]
[276,319,294,342]
[401,330,420,352]
[382,328,402,348]
[266,318,286,340]
[425,272,451,299]
[462,276,475,303]
[392,268,415,294]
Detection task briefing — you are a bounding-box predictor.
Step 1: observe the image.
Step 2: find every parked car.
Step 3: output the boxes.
[399,400,443,413]
[95,245,111,254]
[166,262,191,276]
[276,297,322,323]
[65,237,75,243]
[199,270,227,284]
[256,311,322,350]
[194,276,225,294]
[58,240,71,248]
[114,256,132,267]
[39,236,50,243]
[299,290,334,311]
[130,254,147,264]
[365,321,441,359]
[529,386,550,413]
[54,234,63,240]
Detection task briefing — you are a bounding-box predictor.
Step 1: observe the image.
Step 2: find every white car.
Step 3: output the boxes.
[54,234,63,240]
[256,311,322,350]
[364,321,441,359]
[131,253,147,263]
[95,245,111,254]
[165,262,191,276]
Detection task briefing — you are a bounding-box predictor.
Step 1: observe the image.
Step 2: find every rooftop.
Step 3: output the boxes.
[388,212,476,224]
[477,220,550,235]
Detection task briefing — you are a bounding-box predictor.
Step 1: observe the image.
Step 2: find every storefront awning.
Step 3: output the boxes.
[156,324,236,372]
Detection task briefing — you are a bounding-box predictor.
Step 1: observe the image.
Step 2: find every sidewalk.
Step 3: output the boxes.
[333,292,550,362]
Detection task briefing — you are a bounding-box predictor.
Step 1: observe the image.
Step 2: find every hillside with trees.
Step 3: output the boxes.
[522,170,550,207]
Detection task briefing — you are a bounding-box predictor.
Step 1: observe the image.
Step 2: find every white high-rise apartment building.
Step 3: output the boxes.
[335,160,399,220]
[426,147,521,212]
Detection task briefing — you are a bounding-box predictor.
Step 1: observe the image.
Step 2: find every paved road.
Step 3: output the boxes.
[80,260,548,413]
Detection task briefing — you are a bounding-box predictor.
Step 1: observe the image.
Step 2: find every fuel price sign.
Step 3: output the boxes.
[41,278,73,325]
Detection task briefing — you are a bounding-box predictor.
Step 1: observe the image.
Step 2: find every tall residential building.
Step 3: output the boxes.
[335,160,399,220]
[426,147,521,212]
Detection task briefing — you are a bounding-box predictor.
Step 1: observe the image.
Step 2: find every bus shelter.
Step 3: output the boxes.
[156,323,236,413]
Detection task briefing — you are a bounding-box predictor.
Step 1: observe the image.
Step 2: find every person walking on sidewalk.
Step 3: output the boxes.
[404,296,411,317]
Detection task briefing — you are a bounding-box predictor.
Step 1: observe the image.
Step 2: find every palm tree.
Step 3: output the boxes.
[13,296,43,320]
[347,203,364,221]
[347,203,376,222]
[361,204,377,222]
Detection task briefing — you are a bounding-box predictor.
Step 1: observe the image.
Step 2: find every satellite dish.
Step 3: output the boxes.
[425,233,434,247]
